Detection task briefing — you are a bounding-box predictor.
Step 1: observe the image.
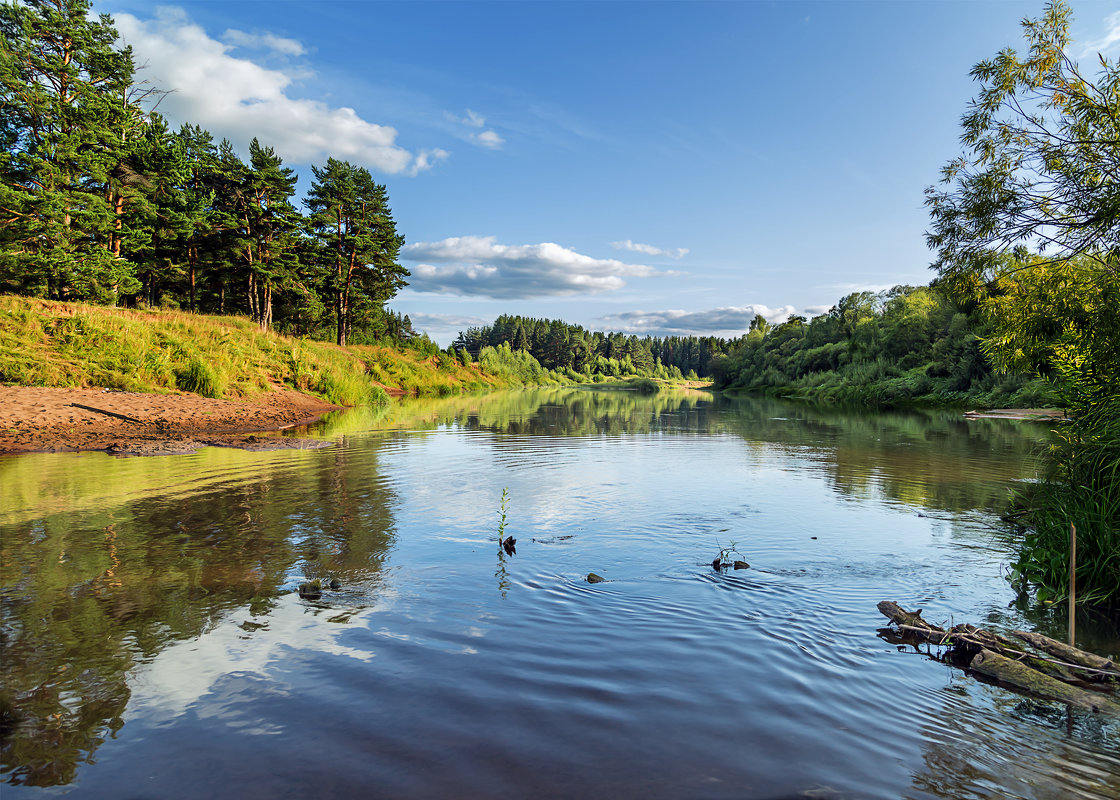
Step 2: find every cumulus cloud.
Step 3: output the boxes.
[401,235,667,299]
[115,7,438,174]
[597,305,800,337]
[403,312,490,344]
[610,240,689,259]
[406,312,489,330]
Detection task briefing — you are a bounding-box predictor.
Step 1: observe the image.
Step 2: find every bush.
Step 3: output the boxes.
[174,356,225,398]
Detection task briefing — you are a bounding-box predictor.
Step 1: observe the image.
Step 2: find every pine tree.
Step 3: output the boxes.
[174,124,220,311]
[0,0,140,302]
[305,157,406,346]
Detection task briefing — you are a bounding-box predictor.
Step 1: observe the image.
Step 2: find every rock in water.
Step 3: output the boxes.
[298,581,322,599]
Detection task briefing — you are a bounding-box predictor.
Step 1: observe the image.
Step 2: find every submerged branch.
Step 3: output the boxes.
[877,600,1119,713]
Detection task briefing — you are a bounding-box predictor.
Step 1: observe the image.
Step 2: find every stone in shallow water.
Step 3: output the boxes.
[298,581,322,599]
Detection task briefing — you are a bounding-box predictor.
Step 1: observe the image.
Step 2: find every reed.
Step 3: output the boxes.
[1008,404,1120,607]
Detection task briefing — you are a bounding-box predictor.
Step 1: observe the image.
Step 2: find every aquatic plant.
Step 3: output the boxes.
[1007,404,1120,607]
[711,540,748,570]
[497,484,517,551]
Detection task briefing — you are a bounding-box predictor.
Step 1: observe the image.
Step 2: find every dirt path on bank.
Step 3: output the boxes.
[0,386,342,456]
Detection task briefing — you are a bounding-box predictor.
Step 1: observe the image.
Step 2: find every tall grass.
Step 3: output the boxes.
[1008,404,1120,607]
[0,296,490,406]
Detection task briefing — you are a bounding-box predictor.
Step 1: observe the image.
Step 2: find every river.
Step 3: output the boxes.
[1,388,1117,798]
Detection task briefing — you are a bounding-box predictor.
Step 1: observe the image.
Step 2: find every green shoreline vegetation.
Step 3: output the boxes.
[1,0,1116,607]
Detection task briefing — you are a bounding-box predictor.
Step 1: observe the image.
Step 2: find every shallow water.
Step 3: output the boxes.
[2,389,1117,798]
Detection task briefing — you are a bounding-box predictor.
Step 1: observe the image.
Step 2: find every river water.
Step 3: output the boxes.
[1,389,1118,798]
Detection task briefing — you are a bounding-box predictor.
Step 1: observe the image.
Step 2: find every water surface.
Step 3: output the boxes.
[2,389,1117,798]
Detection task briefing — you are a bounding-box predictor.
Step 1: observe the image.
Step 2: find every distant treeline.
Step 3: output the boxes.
[709,285,1055,408]
[453,315,740,379]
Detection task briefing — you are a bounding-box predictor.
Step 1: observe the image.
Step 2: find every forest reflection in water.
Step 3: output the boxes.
[1,388,1116,799]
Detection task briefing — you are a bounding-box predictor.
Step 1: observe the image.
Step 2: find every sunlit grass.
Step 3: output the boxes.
[0,295,524,405]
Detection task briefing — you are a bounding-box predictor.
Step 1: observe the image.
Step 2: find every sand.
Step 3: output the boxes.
[962,408,1067,421]
[0,386,342,456]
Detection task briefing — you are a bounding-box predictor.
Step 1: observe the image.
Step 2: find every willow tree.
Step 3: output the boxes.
[926,0,1120,606]
[0,0,140,302]
[305,158,406,346]
[925,0,1119,415]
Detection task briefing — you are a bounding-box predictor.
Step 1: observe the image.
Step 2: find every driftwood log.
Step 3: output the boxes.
[877,601,1120,714]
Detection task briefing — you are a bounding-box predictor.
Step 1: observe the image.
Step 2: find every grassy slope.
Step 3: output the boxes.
[0,296,511,405]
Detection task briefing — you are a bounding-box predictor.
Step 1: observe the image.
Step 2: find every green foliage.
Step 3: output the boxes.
[496,487,509,544]
[0,4,411,341]
[306,157,406,346]
[926,1,1120,607]
[173,356,225,398]
[712,284,1056,409]
[0,296,425,405]
[478,342,557,385]
[0,0,141,303]
[456,314,738,379]
[630,377,660,394]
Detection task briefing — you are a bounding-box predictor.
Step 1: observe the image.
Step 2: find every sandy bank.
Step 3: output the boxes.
[0,386,342,456]
[963,408,1067,421]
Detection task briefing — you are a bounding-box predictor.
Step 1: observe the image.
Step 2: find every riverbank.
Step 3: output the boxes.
[0,386,340,456]
[0,296,512,410]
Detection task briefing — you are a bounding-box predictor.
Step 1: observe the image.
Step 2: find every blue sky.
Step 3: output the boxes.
[96,0,1120,344]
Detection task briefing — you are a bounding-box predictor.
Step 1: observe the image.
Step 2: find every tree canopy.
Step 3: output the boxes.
[0,0,408,341]
[926,0,1120,607]
[925,0,1119,417]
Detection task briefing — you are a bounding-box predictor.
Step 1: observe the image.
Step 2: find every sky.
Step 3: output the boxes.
[94,0,1120,345]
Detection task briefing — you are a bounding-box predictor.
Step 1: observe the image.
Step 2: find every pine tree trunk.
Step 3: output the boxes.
[188,244,197,312]
[262,282,272,330]
[248,272,258,323]
[334,211,345,346]
[112,194,124,259]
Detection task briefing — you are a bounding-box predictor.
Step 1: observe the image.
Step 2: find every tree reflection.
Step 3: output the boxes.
[0,387,1052,787]
[0,443,398,786]
[381,388,1048,516]
[904,679,1120,799]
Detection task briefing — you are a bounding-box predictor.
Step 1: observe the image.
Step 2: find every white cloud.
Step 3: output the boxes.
[447,109,505,149]
[458,109,486,128]
[597,305,799,337]
[221,28,305,56]
[803,305,833,318]
[407,148,450,176]
[402,312,490,344]
[821,282,898,295]
[116,7,433,175]
[475,130,505,149]
[401,235,668,299]
[406,312,489,330]
[610,239,689,259]
[1081,11,1120,57]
